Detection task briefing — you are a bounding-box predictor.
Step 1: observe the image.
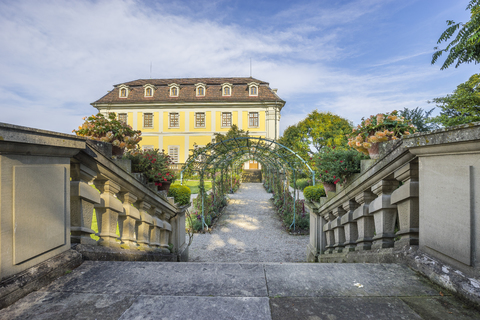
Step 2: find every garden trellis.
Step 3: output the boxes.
[180,137,315,231]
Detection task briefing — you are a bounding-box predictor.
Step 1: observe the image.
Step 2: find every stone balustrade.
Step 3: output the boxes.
[305,123,480,305]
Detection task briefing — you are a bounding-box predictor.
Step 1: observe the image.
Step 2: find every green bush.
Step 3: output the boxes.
[303,185,326,202]
[168,185,191,206]
[293,178,310,191]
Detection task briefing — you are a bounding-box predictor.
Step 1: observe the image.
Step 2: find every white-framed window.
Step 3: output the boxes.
[144,113,153,128]
[195,112,206,128]
[195,83,206,97]
[221,83,232,96]
[118,113,127,124]
[221,112,232,128]
[168,146,179,163]
[169,112,179,128]
[248,82,259,96]
[118,84,129,98]
[144,84,155,97]
[169,83,180,97]
[249,112,259,127]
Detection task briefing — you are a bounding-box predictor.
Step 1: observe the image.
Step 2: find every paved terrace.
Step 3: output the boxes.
[1,184,479,319]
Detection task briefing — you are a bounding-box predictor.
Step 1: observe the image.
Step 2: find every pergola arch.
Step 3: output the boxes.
[181,137,314,231]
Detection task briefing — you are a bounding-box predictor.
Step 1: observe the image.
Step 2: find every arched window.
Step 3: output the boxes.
[169,84,180,97]
[250,86,257,95]
[146,87,152,96]
[248,82,259,96]
[198,86,204,96]
[120,88,127,97]
[223,86,230,96]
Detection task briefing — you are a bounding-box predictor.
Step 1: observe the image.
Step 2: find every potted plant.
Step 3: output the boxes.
[124,149,176,192]
[347,110,416,159]
[314,146,367,192]
[73,112,142,156]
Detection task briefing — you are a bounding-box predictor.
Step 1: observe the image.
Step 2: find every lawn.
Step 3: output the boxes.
[172,180,212,194]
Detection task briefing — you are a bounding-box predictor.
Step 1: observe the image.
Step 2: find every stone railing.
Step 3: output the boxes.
[306,122,480,305]
[0,123,188,283]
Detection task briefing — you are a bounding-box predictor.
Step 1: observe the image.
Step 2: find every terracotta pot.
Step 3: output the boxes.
[157,181,172,192]
[323,182,336,192]
[112,145,125,157]
[367,142,380,160]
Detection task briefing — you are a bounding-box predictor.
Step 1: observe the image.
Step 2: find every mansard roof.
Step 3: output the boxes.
[92,77,284,105]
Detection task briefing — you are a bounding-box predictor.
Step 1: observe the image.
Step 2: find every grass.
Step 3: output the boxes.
[172,180,212,194]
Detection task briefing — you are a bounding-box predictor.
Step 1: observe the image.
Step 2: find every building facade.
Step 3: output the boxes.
[91,77,285,166]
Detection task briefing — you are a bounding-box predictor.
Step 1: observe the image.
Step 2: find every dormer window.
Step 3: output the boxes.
[248,82,259,97]
[195,83,206,97]
[144,84,155,97]
[118,84,129,98]
[169,83,180,97]
[222,83,232,96]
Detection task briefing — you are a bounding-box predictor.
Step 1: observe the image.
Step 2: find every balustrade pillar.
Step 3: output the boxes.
[94,180,123,247]
[160,212,172,253]
[149,207,163,249]
[70,164,101,245]
[332,207,346,253]
[135,201,154,250]
[118,192,140,249]
[391,162,419,248]
[353,190,376,251]
[341,200,360,251]
[369,179,399,249]
[322,211,335,254]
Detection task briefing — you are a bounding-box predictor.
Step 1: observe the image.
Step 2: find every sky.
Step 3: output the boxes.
[0,0,478,135]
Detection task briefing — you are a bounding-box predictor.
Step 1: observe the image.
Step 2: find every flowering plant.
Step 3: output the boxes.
[314,146,368,185]
[124,149,176,186]
[347,110,416,155]
[73,112,142,150]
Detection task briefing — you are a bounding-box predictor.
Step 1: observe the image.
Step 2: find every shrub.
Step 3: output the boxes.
[303,185,326,202]
[314,147,367,184]
[293,178,310,191]
[168,185,191,206]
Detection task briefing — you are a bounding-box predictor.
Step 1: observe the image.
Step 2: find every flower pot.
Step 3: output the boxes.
[112,145,125,157]
[157,181,172,192]
[323,182,336,192]
[367,142,380,160]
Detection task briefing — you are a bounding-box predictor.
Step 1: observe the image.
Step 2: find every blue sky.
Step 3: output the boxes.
[0,0,477,135]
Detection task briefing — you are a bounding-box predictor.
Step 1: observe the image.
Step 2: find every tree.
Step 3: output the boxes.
[432,0,480,69]
[277,124,310,162]
[297,110,352,153]
[213,124,249,143]
[428,73,480,126]
[399,107,438,132]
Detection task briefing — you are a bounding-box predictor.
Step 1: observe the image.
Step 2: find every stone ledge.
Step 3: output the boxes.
[318,246,480,308]
[0,249,83,309]
[75,244,179,262]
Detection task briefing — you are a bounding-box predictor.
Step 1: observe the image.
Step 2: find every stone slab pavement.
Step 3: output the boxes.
[1,261,479,320]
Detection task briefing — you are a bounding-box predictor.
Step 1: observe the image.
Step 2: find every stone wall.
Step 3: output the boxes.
[306,122,480,306]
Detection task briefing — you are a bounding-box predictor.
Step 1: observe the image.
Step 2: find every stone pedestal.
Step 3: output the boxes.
[135,201,153,250]
[353,191,376,251]
[322,211,335,254]
[94,180,123,248]
[341,200,360,252]
[370,179,399,249]
[391,162,419,248]
[332,207,346,253]
[149,207,163,249]
[160,212,172,253]
[118,192,140,249]
[70,164,100,245]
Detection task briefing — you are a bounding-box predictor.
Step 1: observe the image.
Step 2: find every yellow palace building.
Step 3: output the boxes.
[91,77,285,168]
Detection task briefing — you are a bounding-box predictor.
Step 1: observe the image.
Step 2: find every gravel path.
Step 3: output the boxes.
[188,183,309,262]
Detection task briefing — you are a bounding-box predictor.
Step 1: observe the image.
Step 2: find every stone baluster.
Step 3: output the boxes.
[353,190,376,251]
[149,207,163,249]
[118,192,140,249]
[391,162,419,248]
[369,179,399,249]
[135,201,154,250]
[70,164,101,245]
[94,180,123,247]
[160,212,172,253]
[322,211,335,254]
[341,199,360,252]
[331,206,346,253]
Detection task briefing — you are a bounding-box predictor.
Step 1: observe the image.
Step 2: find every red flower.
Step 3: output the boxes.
[340,160,343,163]
[325,170,328,173]
[164,178,167,181]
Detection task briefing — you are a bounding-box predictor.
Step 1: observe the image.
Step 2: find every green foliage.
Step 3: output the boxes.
[172,180,212,194]
[213,124,249,143]
[399,107,438,132]
[124,149,176,186]
[292,178,310,191]
[314,147,368,184]
[277,124,310,162]
[167,185,191,206]
[303,185,326,202]
[429,73,480,127]
[432,0,480,69]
